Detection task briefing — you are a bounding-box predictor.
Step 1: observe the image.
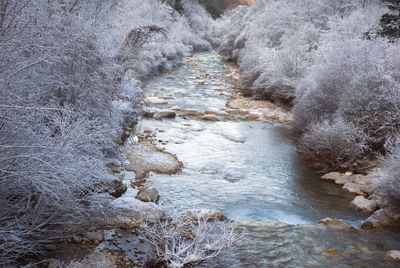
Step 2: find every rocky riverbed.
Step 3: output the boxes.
[320,170,400,230]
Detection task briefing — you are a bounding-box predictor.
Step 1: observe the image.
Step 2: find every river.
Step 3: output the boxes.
[127,52,400,267]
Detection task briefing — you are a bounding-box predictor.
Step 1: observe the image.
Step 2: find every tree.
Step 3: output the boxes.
[380,0,400,37]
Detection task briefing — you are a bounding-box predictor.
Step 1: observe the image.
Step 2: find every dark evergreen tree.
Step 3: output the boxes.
[380,0,400,38]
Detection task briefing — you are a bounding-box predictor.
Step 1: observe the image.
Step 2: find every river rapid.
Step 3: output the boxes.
[127,52,400,267]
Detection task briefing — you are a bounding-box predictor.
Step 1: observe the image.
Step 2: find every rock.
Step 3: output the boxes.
[186,209,226,221]
[362,208,400,230]
[352,174,370,185]
[205,109,229,117]
[321,172,352,185]
[201,114,220,121]
[153,111,176,119]
[72,235,83,243]
[318,218,353,230]
[136,187,160,203]
[83,231,104,242]
[386,250,400,260]
[321,249,340,256]
[143,108,176,119]
[246,113,260,121]
[121,144,182,180]
[343,183,365,195]
[109,180,127,198]
[112,197,165,224]
[145,96,168,105]
[359,184,377,195]
[178,109,204,117]
[351,196,378,212]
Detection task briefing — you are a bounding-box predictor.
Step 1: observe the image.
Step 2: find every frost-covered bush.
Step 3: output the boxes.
[293,40,373,131]
[140,211,241,268]
[0,0,215,265]
[219,0,386,103]
[338,58,400,149]
[298,118,368,172]
[294,39,400,149]
[379,140,400,211]
[219,0,400,170]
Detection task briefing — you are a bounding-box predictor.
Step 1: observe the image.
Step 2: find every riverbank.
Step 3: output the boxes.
[129,52,400,266]
[320,170,400,231]
[220,53,400,231]
[37,51,400,267]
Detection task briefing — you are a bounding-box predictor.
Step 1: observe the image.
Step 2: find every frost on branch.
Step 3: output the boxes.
[140,211,242,268]
[298,118,368,172]
[379,139,400,212]
[0,0,216,265]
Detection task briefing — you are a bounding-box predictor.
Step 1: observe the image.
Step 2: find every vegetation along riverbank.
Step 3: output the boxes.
[2,0,400,267]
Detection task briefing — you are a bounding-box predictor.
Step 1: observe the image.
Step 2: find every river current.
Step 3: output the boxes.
[133,52,400,267]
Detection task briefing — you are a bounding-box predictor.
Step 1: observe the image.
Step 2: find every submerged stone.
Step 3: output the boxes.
[321,248,340,256]
[318,218,353,230]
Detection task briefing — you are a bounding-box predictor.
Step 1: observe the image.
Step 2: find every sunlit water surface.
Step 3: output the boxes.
[135,52,400,267]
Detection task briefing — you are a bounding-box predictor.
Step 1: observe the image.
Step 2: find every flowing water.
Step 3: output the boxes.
[134,52,400,267]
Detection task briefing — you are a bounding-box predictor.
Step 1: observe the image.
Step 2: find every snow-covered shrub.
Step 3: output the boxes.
[0,0,216,265]
[219,0,386,103]
[379,140,400,211]
[298,118,368,172]
[294,38,400,150]
[182,0,217,48]
[338,48,400,149]
[293,40,370,131]
[140,211,241,268]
